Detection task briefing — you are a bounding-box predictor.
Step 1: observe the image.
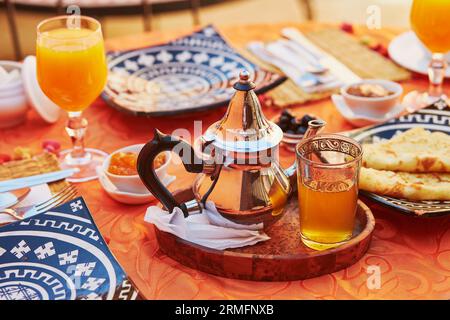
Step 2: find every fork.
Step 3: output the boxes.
[0,183,78,221]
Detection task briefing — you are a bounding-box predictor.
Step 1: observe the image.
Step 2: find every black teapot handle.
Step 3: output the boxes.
[137,129,204,217]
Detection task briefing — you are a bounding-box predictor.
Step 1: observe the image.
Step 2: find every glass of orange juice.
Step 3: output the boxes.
[408,0,450,108]
[36,16,108,182]
[296,134,362,251]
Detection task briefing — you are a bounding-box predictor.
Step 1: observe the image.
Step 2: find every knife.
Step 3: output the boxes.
[0,168,79,193]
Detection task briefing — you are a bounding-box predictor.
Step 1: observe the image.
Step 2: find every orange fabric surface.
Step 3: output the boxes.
[1,23,449,300]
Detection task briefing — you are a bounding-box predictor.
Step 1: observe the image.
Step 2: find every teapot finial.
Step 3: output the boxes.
[233,69,256,91]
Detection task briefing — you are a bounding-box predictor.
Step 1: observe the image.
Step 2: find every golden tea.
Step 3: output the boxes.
[298,179,357,250]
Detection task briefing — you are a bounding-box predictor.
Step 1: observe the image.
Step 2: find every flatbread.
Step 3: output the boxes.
[362,127,450,172]
[359,167,450,201]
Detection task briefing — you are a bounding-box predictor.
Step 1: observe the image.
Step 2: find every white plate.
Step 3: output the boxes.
[97,167,175,205]
[332,94,405,127]
[388,31,450,78]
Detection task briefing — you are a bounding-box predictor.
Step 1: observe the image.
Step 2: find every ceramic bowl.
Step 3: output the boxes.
[0,61,29,129]
[271,114,317,152]
[102,144,171,194]
[341,79,403,118]
[332,94,405,128]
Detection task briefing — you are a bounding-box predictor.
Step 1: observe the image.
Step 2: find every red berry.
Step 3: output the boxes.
[370,43,382,51]
[340,22,354,34]
[378,46,389,58]
[44,145,55,153]
[42,140,61,151]
[370,43,389,57]
[0,154,12,164]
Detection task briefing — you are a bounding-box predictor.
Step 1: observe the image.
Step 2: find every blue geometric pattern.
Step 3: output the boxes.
[102,25,284,116]
[0,197,140,300]
[350,100,450,216]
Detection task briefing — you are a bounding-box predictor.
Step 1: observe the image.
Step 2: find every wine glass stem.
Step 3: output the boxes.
[428,53,447,100]
[65,111,91,165]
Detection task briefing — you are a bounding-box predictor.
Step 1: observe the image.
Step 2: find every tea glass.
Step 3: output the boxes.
[296,134,363,251]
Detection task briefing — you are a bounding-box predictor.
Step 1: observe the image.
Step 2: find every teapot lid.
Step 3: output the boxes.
[203,70,283,153]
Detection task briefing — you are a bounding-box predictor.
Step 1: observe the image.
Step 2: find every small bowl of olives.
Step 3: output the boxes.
[272,110,318,152]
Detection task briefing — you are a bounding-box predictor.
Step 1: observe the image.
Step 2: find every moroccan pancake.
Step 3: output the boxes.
[362,127,450,172]
[359,167,450,201]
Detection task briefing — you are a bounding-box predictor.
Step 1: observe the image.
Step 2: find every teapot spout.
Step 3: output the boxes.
[283,119,327,192]
[304,119,326,139]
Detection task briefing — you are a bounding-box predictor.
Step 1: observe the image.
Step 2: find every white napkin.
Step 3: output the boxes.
[0,184,52,225]
[144,200,270,250]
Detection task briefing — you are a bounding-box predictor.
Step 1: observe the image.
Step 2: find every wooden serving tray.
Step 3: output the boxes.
[154,190,375,281]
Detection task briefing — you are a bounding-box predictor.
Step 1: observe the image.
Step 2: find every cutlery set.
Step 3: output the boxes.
[248,28,361,93]
[0,169,79,224]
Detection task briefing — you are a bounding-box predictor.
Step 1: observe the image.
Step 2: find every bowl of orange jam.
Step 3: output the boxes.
[103,144,170,194]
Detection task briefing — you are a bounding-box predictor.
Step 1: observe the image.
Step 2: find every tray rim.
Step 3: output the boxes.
[154,199,375,281]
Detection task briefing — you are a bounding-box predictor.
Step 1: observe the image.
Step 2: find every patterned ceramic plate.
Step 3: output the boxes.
[349,100,450,217]
[102,25,286,117]
[0,197,141,300]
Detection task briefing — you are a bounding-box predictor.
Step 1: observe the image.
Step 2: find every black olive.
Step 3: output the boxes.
[289,117,298,129]
[296,126,307,134]
[300,114,316,127]
[279,115,290,124]
[281,110,293,118]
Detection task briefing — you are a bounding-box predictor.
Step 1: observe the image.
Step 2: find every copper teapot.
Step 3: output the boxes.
[137,71,325,227]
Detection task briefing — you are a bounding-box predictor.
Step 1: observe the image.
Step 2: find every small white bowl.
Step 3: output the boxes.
[341,79,403,118]
[97,166,175,205]
[0,61,29,129]
[102,144,171,194]
[332,94,405,128]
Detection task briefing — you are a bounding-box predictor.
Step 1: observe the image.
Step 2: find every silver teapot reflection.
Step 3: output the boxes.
[137,70,325,227]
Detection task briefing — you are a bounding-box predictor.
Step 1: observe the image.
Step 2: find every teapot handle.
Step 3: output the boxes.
[137,129,204,217]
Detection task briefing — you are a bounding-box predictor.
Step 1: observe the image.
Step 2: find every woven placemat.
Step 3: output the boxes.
[254,28,410,108]
[0,153,67,194]
[306,29,411,81]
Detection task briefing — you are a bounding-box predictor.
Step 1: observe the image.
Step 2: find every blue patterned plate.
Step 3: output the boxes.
[102,25,285,117]
[349,100,450,217]
[0,197,141,300]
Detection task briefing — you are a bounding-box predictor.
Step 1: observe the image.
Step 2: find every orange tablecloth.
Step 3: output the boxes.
[1,23,449,300]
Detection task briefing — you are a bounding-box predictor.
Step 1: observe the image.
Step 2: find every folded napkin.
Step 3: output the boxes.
[144,201,270,250]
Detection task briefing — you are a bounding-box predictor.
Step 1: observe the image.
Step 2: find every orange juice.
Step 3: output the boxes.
[411,0,450,53]
[298,178,357,250]
[36,28,107,112]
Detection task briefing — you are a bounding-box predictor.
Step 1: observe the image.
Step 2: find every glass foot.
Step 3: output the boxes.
[300,234,350,251]
[59,148,108,183]
[402,90,448,113]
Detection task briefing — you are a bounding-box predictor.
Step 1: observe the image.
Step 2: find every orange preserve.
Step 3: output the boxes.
[411,0,450,53]
[108,152,166,176]
[36,28,107,112]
